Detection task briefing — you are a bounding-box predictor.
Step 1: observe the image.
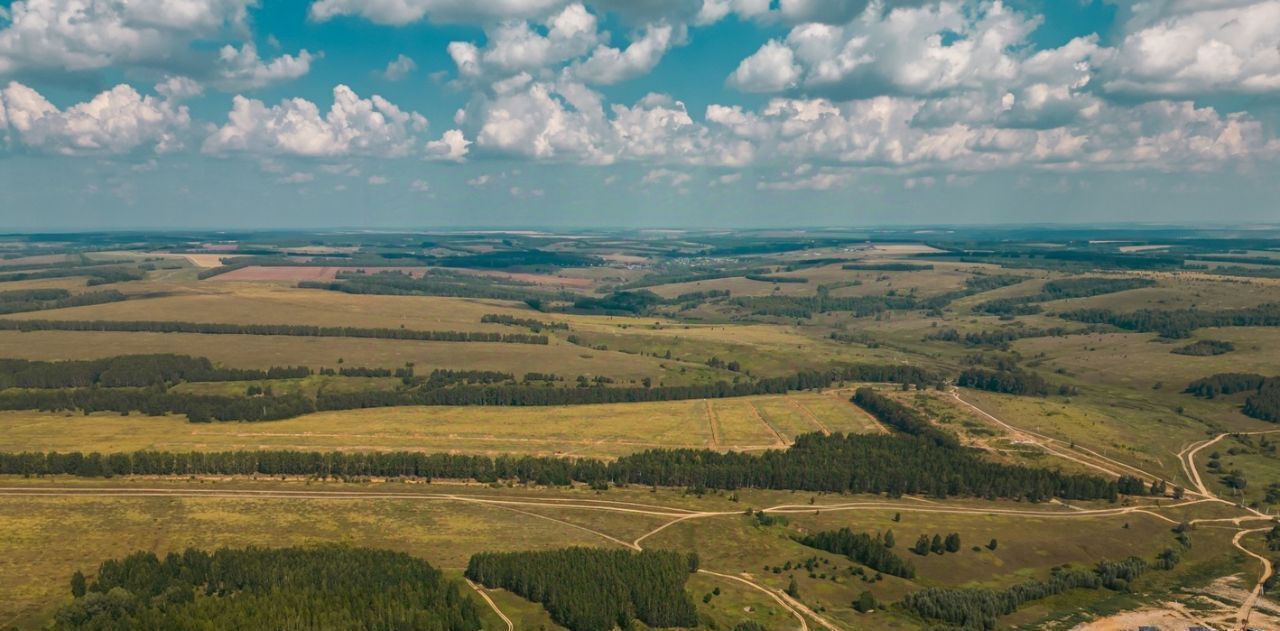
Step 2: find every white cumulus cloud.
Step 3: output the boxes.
[0,0,255,74]
[202,84,428,157]
[425,128,471,161]
[0,80,190,154]
[216,42,318,90]
[1102,0,1280,97]
[382,54,417,80]
[310,0,570,26]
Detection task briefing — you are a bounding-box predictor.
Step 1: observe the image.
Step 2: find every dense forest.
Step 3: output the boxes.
[0,362,937,421]
[731,294,918,318]
[480,313,569,332]
[0,430,1122,500]
[851,388,957,447]
[465,548,697,631]
[743,273,808,283]
[975,277,1156,316]
[54,546,481,630]
[436,249,600,269]
[1059,303,1280,338]
[0,288,130,315]
[924,325,1092,349]
[1171,340,1235,356]
[902,557,1148,629]
[957,367,1052,396]
[315,365,938,412]
[1185,373,1280,422]
[0,263,145,285]
[0,355,308,389]
[936,249,1184,272]
[0,319,548,344]
[795,528,915,578]
[300,270,559,302]
[0,388,316,422]
[841,263,934,271]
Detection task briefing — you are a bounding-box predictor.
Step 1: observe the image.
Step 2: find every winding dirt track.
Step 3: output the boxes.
[947,389,1280,630]
[1,484,1217,631]
[1233,528,1274,630]
[465,579,514,631]
[6,392,1278,630]
[949,390,1171,486]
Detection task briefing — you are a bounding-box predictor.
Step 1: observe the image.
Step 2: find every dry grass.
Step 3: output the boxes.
[0,330,680,381]
[210,266,429,282]
[0,393,873,459]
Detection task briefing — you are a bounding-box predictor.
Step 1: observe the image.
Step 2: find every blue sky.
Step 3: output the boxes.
[0,0,1278,229]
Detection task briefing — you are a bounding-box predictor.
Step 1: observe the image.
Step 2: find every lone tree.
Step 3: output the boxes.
[854,590,877,613]
[930,534,945,555]
[987,538,998,551]
[913,535,931,556]
[70,571,86,598]
[944,533,961,553]
[785,576,800,599]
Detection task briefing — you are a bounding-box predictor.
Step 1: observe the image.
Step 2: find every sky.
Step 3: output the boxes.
[0,0,1279,229]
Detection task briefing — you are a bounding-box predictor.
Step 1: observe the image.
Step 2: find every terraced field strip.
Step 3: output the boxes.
[799,394,884,435]
[704,400,722,448]
[709,399,785,448]
[832,393,889,434]
[752,399,818,441]
[749,401,789,446]
[786,398,830,435]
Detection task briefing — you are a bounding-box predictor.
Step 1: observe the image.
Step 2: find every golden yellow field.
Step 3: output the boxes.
[0,283,548,331]
[0,392,877,458]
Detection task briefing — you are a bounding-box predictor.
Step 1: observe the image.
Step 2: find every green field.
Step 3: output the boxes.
[0,479,1257,631]
[4,230,1280,630]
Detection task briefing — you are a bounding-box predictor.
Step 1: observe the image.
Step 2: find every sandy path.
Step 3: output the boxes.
[1232,528,1274,630]
[465,579,514,631]
[950,390,1170,486]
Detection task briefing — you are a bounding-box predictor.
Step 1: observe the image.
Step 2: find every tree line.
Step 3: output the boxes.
[924,325,1093,349]
[841,263,934,271]
[1185,373,1280,422]
[1059,303,1280,338]
[731,294,918,318]
[0,388,315,422]
[911,533,963,556]
[315,365,938,413]
[301,268,569,303]
[956,367,1053,396]
[0,318,549,344]
[1171,340,1235,356]
[0,289,130,315]
[0,354,308,389]
[914,275,1028,313]
[465,548,698,631]
[744,273,808,283]
[55,545,481,630]
[480,313,569,332]
[795,528,915,578]
[975,277,1156,316]
[851,388,958,447]
[0,431,1123,501]
[902,557,1149,630]
[0,362,936,422]
[0,263,145,285]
